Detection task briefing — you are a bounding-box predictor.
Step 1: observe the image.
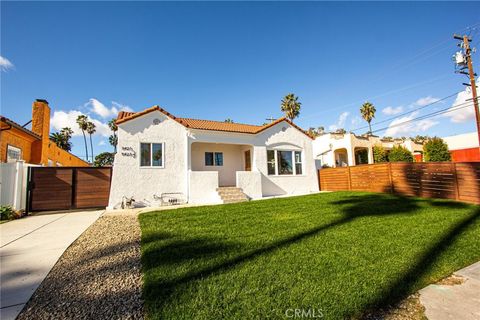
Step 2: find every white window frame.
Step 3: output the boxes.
[6,145,22,163]
[139,142,165,168]
[266,149,304,176]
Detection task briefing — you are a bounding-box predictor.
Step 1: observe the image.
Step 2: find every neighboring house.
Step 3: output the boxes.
[108,105,318,207]
[0,99,88,166]
[312,132,423,168]
[442,132,480,162]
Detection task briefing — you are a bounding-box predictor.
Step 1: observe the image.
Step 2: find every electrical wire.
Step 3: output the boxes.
[369,101,476,134]
[351,91,461,132]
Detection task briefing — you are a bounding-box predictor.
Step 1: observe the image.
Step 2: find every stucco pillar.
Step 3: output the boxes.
[367,147,374,164]
[347,148,354,166]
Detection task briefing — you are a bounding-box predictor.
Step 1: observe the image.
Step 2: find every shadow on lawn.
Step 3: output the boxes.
[143,193,446,310]
[142,193,479,316]
[356,205,480,318]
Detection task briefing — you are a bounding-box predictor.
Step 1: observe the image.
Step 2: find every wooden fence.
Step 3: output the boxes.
[318,162,480,205]
[27,167,112,211]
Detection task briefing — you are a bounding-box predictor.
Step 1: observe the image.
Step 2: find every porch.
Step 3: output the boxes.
[188,142,262,203]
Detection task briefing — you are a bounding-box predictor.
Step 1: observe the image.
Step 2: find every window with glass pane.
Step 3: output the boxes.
[277,151,293,175]
[7,145,22,162]
[152,143,163,167]
[215,152,223,166]
[267,150,276,175]
[295,151,302,175]
[140,143,151,166]
[205,152,214,166]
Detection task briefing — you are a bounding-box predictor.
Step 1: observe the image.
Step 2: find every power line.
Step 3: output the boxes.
[369,101,475,134]
[302,73,452,119]
[351,91,461,132]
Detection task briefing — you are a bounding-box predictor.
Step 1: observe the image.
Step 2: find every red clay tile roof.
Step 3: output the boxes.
[115,106,313,139]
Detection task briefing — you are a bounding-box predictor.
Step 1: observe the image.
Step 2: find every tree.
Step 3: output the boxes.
[108,119,118,152]
[86,121,96,162]
[280,93,301,121]
[423,137,451,162]
[360,102,376,134]
[335,128,346,134]
[224,118,234,123]
[388,145,413,162]
[317,126,325,135]
[50,127,74,151]
[76,115,89,162]
[373,144,388,163]
[94,152,114,167]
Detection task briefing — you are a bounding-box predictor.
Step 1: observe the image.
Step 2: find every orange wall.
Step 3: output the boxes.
[451,148,480,162]
[0,125,37,163]
[44,141,89,166]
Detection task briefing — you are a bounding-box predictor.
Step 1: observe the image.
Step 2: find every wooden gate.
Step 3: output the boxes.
[27,167,112,212]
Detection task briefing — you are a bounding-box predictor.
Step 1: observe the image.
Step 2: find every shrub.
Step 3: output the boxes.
[423,137,451,162]
[373,145,388,163]
[0,206,16,221]
[388,145,413,162]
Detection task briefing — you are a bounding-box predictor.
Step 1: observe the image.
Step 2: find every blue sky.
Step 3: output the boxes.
[1,1,479,161]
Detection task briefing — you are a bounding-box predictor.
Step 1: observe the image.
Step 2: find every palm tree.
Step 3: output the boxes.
[280,93,301,121]
[224,118,234,123]
[50,132,72,151]
[86,121,96,162]
[360,102,376,135]
[76,115,89,162]
[108,119,118,152]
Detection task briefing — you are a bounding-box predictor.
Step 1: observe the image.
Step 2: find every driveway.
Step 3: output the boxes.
[0,210,102,320]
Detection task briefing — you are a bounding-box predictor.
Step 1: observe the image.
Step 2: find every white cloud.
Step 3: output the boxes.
[385,111,438,136]
[86,98,132,119]
[382,106,403,115]
[444,79,478,123]
[414,96,440,107]
[329,111,349,131]
[98,140,106,146]
[50,110,111,137]
[0,56,14,71]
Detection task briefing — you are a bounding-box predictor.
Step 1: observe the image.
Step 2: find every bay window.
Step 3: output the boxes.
[267,150,303,175]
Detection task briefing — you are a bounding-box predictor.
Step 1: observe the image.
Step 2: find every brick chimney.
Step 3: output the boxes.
[31,99,51,164]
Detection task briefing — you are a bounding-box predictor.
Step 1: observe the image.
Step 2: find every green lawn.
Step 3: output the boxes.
[139,192,480,319]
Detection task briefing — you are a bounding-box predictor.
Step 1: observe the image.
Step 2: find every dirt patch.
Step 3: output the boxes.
[435,274,465,286]
[361,293,427,320]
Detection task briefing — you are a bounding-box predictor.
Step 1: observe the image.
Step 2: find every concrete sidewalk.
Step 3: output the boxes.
[0,210,102,320]
[420,261,480,320]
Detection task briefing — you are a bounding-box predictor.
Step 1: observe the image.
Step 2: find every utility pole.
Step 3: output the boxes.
[453,34,480,149]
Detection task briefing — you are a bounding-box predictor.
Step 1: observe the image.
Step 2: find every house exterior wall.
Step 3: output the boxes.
[313,133,423,167]
[189,171,222,204]
[191,142,246,186]
[108,111,188,208]
[0,125,36,163]
[442,132,479,162]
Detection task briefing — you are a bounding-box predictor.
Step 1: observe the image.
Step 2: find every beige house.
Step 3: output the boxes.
[312,132,423,168]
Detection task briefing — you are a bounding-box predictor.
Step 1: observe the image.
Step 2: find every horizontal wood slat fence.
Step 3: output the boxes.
[319,162,480,205]
[27,167,112,211]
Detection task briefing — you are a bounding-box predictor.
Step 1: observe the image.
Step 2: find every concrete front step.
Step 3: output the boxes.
[217,187,249,204]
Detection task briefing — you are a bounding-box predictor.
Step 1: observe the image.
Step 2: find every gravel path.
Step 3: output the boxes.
[17,215,144,320]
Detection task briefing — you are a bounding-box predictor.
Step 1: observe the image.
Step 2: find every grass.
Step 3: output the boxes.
[139,192,480,319]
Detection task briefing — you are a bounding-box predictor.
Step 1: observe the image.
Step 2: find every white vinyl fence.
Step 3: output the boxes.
[0,161,39,211]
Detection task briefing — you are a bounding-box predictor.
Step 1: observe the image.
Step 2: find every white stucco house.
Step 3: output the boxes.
[312,132,424,168]
[107,106,319,208]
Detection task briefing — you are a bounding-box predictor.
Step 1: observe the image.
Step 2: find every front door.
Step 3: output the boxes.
[244,150,251,171]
